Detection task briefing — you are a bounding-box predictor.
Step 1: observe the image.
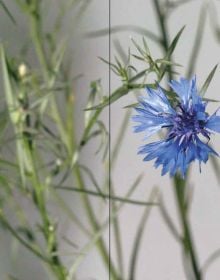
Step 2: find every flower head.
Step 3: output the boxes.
[133,77,220,177]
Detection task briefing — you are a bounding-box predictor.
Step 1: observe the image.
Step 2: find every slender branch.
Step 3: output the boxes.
[202,248,220,275]
[153,0,173,81]
[153,0,169,51]
[56,185,158,206]
[1,214,50,264]
[174,175,202,280]
[86,25,162,44]
[74,165,120,280]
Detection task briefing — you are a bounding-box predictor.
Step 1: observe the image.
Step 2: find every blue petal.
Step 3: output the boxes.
[132,76,220,177]
[139,138,183,176]
[137,135,219,177]
[169,78,192,106]
[205,109,220,133]
[132,111,172,136]
[132,87,175,138]
[169,76,198,109]
[185,136,218,169]
[142,86,176,115]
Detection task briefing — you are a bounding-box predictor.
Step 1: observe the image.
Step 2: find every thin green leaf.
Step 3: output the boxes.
[17,226,35,242]
[67,173,147,279]
[81,129,101,145]
[156,59,182,67]
[0,214,50,264]
[128,188,158,280]
[85,80,101,127]
[0,175,12,196]
[131,38,145,57]
[55,185,158,206]
[70,150,79,170]
[124,102,139,109]
[159,194,182,242]
[85,86,129,110]
[0,46,19,124]
[0,158,18,169]
[81,107,102,143]
[111,185,124,277]
[94,120,109,160]
[129,69,149,83]
[203,97,220,103]
[0,109,8,137]
[98,56,119,72]
[166,0,195,10]
[40,39,67,116]
[159,26,185,80]
[0,1,16,24]
[50,185,91,236]
[200,64,218,97]
[0,46,30,184]
[67,208,119,279]
[85,70,149,111]
[112,109,131,167]
[187,4,207,78]
[113,39,128,64]
[86,25,161,44]
[78,164,106,201]
[142,37,150,55]
[202,248,220,275]
[132,54,144,61]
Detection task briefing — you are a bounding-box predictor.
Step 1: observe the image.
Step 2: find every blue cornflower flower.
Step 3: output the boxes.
[133,77,220,177]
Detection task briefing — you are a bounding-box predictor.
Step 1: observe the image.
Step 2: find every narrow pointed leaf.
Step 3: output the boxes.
[203,97,220,103]
[0,1,16,24]
[56,185,158,206]
[86,25,161,44]
[124,102,139,109]
[79,164,106,201]
[200,64,218,97]
[159,26,185,79]
[159,194,181,242]
[67,173,147,279]
[166,26,185,59]
[202,248,220,274]
[186,4,207,78]
[112,109,131,166]
[85,69,149,111]
[128,188,158,280]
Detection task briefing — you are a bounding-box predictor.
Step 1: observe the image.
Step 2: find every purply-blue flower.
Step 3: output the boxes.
[133,77,220,177]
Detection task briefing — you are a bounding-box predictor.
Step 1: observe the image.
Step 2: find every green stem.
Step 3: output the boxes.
[28,3,120,278]
[0,214,51,264]
[153,0,173,81]
[29,7,50,79]
[56,185,157,206]
[74,165,119,280]
[111,187,124,278]
[153,0,169,51]
[174,175,202,280]
[29,4,69,148]
[153,3,201,278]
[28,147,67,279]
[24,5,67,279]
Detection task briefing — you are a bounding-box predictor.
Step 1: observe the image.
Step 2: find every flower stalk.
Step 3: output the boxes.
[174,175,202,280]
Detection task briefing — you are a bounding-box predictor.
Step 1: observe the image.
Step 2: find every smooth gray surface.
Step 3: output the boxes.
[1,0,220,279]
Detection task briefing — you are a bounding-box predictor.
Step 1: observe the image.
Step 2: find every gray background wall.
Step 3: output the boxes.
[1,0,220,279]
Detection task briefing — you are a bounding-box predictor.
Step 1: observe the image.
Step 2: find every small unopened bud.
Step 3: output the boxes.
[18,63,28,78]
[56,158,62,167]
[48,225,54,232]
